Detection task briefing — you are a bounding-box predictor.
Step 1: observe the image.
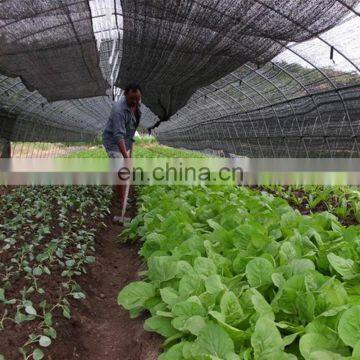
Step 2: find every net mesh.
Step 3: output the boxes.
[117,0,358,121]
[1,0,360,157]
[149,1,360,157]
[0,0,115,145]
[0,0,108,101]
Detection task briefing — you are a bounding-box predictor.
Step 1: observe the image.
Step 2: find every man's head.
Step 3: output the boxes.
[124,83,142,107]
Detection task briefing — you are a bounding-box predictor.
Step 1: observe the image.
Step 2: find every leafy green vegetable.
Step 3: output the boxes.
[338,306,360,347]
[118,185,360,358]
[246,258,274,288]
[117,281,155,310]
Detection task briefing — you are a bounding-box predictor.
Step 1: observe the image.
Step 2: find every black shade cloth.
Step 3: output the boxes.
[0,0,108,102]
[117,0,358,121]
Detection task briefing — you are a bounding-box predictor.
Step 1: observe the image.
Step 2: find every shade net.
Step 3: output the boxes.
[117,0,358,122]
[147,1,360,157]
[1,0,360,158]
[0,0,115,145]
[0,0,108,102]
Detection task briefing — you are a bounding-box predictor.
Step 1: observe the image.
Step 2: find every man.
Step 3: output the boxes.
[103,83,142,222]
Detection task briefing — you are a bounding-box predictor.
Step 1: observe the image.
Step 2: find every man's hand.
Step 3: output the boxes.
[118,139,129,159]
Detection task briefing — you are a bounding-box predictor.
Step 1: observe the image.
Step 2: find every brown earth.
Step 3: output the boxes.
[0,186,162,360]
[46,200,162,360]
[254,186,358,227]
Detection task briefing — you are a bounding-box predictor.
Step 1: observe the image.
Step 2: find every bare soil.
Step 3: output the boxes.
[254,186,358,226]
[0,187,162,360]
[46,199,162,360]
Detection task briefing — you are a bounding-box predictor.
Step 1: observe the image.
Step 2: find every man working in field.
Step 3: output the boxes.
[103,83,142,222]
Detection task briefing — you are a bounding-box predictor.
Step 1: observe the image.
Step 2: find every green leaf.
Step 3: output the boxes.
[251,317,283,359]
[194,257,217,277]
[160,287,179,306]
[148,256,178,283]
[205,274,225,294]
[0,288,5,301]
[25,305,37,316]
[65,259,75,268]
[251,288,275,321]
[246,258,274,288]
[327,253,356,280]
[117,281,155,310]
[71,292,86,300]
[158,343,184,360]
[289,259,315,275]
[39,335,51,347]
[44,327,57,339]
[62,306,71,319]
[179,272,204,298]
[220,291,244,326]
[172,315,206,336]
[33,267,43,276]
[193,324,235,358]
[299,333,338,358]
[272,273,286,288]
[209,311,251,343]
[144,315,179,338]
[172,297,206,318]
[309,351,347,359]
[183,315,206,336]
[44,313,52,327]
[85,256,95,264]
[353,340,360,359]
[32,349,44,360]
[296,292,315,323]
[338,305,360,347]
[282,333,298,347]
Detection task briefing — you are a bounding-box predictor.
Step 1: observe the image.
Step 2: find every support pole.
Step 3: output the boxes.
[0,138,11,158]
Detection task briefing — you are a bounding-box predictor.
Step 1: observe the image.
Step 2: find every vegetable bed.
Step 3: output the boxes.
[119,186,360,359]
[0,186,112,359]
[259,186,360,226]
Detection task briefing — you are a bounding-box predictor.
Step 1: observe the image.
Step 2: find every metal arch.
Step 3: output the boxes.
[0,76,97,137]
[253,0,360,156]
[69,98,108,126]
[205,89,248,154]
[209,86,264,156]
[47,103,98,134]
[179,71,293,156]
[161,31,358,155]
[255,0,360,74]
[242,63,326,156]
[228,82,277,157]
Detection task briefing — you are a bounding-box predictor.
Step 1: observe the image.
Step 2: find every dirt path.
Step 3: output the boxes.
[47,203,162,360]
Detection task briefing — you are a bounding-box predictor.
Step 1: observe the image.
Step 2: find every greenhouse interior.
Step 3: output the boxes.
[2,1,360,359]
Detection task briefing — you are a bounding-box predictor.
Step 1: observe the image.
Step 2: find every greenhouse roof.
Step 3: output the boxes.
[1,0,360,156]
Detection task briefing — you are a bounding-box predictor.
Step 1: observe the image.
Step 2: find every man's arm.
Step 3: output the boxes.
[118,140,130,158]
[112,111,130,158]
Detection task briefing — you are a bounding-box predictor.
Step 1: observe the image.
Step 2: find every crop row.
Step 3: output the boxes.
[0,186,112,360]
[259,186,360,226]
[119,185,360,359]
[66,140,205,158]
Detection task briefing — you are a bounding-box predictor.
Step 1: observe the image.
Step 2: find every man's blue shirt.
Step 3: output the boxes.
[103,97,142,152]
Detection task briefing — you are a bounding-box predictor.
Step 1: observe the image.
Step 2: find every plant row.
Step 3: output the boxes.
[0,186,112,360]
[260,186,360,226]
[119,185,360,359]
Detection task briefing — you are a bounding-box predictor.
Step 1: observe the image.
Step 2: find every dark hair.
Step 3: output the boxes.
[124,83,142,94]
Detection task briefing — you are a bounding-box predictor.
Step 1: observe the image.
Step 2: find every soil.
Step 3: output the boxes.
[254,186,358,227]
[45,196,162,360]
[0,187,162,360]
